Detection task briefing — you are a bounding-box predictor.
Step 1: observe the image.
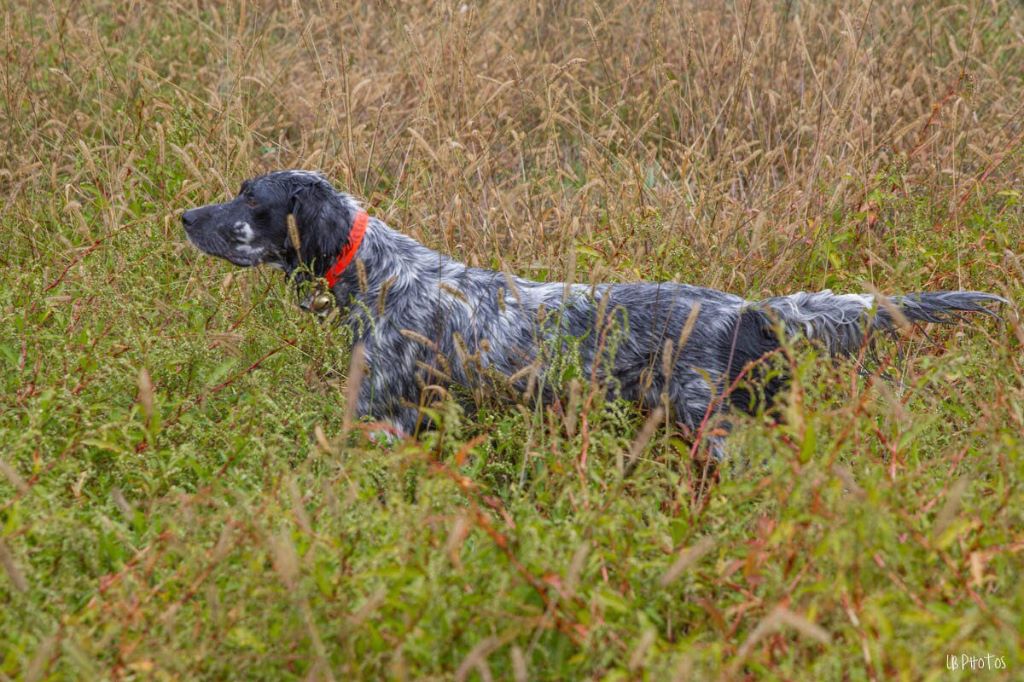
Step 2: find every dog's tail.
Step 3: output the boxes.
[755,289,1006,355]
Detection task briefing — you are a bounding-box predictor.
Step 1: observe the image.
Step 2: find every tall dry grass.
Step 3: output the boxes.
[6,1,1023,289]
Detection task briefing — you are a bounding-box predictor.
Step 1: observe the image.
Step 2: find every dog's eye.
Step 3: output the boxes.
[246,197,260,209]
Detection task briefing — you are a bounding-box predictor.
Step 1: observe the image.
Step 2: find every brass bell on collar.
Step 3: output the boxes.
[311,292,334,313]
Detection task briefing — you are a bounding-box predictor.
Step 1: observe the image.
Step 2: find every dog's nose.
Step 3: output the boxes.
[181,209,198,228]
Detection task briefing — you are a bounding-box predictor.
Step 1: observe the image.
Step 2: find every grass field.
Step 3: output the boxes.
[2,0,1023,679]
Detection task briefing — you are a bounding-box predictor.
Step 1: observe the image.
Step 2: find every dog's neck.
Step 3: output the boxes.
[281,189,362,280]
[319,217,462,306]
[323,210,369,288]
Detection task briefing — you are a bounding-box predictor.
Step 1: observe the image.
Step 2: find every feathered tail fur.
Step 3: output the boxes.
[757,290,1006,355]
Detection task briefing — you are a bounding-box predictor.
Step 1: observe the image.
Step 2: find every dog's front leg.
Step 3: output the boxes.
[353,349,423,444]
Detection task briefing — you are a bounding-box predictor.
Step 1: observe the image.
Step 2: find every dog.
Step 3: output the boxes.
[182,170,1005,459]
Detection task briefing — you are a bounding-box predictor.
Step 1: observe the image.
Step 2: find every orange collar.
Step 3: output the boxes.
[324,210,369,288]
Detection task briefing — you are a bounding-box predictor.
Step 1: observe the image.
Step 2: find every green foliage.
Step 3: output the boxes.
[2,1,1023,679]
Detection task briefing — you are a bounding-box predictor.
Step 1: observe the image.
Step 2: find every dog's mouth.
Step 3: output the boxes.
[183,228,266,267]
[230,243,268,264]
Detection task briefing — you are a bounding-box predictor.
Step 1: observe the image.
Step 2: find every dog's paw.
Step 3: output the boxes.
[367,419,407,448]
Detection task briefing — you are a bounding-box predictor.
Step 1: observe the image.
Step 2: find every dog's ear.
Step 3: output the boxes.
[288,180,353,272]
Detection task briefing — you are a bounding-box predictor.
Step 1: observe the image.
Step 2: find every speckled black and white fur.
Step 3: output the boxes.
[183,170,1005,459]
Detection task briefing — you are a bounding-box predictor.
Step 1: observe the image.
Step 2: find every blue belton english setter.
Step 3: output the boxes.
[183,170,1004,458]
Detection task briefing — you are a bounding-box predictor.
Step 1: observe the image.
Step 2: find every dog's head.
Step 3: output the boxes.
[181,170,358,273]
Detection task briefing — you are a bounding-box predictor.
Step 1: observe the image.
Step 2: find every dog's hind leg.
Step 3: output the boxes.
[704,431,730,462]
[671,377,733,461]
